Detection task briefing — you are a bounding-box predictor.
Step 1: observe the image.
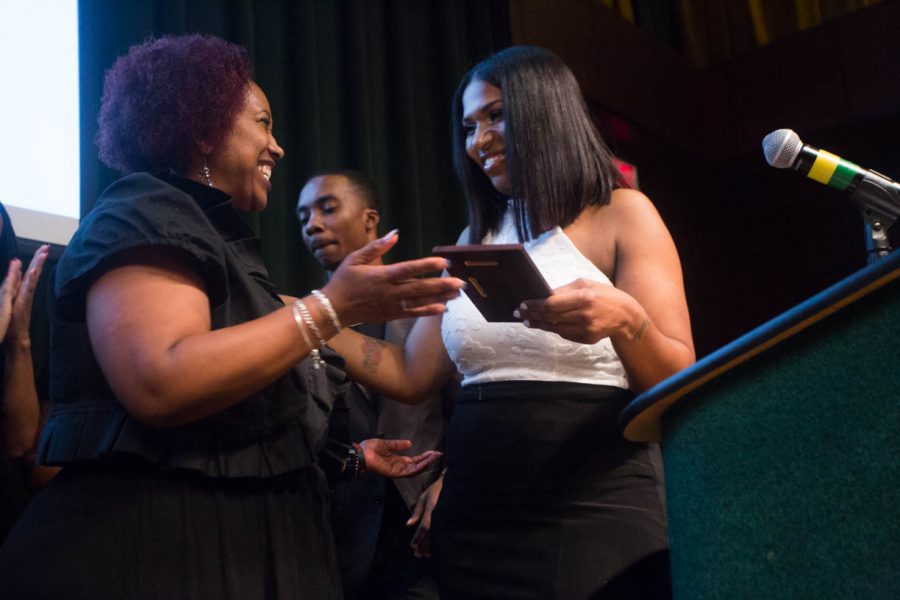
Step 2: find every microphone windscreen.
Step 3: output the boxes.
[762,129,802,169]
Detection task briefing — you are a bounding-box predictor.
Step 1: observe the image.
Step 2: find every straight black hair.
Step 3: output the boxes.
[450,46,624,243]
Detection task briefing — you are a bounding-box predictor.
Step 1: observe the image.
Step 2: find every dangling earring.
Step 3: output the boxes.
[200,155,214,187]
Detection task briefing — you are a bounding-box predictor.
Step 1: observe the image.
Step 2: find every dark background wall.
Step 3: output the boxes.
[17,0,900,371]
[506,0,900,355]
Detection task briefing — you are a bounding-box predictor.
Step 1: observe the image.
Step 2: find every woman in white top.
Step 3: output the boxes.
[330,45,694,599]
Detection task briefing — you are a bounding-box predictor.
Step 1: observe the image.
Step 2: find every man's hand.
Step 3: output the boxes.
[407,473,443,558]
[358,438,441,479]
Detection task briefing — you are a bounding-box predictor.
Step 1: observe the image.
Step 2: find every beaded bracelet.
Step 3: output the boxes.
[293,299,325,369]
[345,443,367,480]
[311,289,342,332]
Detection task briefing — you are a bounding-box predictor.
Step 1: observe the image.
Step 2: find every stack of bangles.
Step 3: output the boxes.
[290,289,342,369]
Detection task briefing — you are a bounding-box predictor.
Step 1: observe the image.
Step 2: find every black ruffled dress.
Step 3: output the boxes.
[0,172,345,599]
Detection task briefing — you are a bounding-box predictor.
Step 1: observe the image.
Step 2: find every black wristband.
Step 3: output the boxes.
[343,444,367,480]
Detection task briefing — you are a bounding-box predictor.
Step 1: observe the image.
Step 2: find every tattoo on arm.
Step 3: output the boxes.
[361,337,383,373]
[633,318,650,343]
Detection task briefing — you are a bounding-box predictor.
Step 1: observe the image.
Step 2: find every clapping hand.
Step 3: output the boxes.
[0,259,23,342]
[7,245,50,345]
[0,244,49,344]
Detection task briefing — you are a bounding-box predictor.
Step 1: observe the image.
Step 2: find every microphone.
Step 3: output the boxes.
[762,128,900,221]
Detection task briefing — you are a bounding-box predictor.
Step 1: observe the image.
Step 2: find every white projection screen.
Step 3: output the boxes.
[0,1,80,246]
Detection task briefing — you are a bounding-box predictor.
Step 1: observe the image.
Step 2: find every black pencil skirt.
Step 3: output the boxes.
[431,381,670,600]
[0,459,342,599]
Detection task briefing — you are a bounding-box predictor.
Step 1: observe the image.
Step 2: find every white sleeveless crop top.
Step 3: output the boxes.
[441,208,629,389]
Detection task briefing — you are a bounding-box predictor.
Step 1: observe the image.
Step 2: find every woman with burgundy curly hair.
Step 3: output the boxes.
[0,34,462,598]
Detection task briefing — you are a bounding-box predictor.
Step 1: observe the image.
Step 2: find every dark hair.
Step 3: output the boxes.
[96,34,252,175]
[301,169,381,212]
[451,46,624,243]
[0,202,18,268]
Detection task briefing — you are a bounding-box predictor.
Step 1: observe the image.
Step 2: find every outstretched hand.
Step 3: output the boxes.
[358,438,442,479]
[407,474,443,558]
[323,230,464,326]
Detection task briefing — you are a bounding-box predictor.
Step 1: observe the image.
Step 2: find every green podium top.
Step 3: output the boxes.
[620,249,900,442]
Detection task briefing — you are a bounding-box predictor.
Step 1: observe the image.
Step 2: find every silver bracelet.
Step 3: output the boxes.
[295,299,325,346]
[311,289,342,332]
[290,301,313,346]
[293,299,325,369]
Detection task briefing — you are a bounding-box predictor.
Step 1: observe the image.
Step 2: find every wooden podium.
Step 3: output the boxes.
[620,250,900,599]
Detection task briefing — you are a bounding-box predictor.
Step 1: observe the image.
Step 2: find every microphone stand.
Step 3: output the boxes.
[849,173,898,264]
[859,209,893,264]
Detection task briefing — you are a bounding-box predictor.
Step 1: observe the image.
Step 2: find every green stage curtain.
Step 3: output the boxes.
[78,0,509,294]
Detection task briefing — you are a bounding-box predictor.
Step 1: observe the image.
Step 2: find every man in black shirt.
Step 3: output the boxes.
[297,170,449,599]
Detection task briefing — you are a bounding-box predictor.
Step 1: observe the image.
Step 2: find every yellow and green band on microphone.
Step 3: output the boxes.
[800,147,864,191]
